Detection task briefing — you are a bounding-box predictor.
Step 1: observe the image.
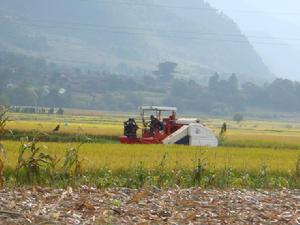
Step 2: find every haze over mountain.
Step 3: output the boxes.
[206,0,300,80]
[0,0,272,83]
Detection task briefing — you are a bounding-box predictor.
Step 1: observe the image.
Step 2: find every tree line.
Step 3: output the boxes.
[166,73,300,115]
[0,52,299,115]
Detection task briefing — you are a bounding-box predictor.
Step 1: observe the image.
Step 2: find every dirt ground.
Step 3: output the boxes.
[0,187,299,225]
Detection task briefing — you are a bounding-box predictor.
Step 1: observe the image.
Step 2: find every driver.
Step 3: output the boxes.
[149,115,161,134]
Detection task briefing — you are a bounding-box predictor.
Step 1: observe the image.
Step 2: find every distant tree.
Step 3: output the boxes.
[48,108,55,114]
[295,82,300,110]
[228,73,239,93]
[153,61,177,81]
[266,79,297,111]
[233,113,244,123]
[22,107,36,114]
[242,82,265,107]
[57,108,64,115]
[208,73,220,91]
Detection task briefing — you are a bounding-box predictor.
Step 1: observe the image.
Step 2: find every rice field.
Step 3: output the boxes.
[5,112,300,148]
[1,111,300,188]
[6,120,122,136]
[2,141,299,172]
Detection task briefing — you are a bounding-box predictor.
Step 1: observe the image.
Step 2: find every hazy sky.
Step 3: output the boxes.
[206,0,300,40]
[242,0,300,25]
[206,0,300,28]
[206,0,300,79]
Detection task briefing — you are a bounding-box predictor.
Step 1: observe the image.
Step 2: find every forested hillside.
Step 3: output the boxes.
[0,0,272,83]
[0,52,299,115]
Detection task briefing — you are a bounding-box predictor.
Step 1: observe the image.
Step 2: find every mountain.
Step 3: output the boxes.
[0,0,272,83]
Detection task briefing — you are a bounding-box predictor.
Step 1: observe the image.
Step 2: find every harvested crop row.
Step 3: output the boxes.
[0,187,299,224]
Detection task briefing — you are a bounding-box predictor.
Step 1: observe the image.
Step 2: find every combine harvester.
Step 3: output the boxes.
[120,106,218,147]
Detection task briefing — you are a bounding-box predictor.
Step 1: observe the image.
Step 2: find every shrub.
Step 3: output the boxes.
[57,108,64,115]
[16,136,57,184]
[233,112,244,123]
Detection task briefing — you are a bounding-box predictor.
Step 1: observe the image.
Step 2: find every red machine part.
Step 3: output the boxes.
[119,112,183,144]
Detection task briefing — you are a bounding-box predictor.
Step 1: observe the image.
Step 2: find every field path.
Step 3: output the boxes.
[0,187,299,224]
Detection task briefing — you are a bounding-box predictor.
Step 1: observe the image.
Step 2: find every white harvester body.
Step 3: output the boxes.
[162,121,218,147]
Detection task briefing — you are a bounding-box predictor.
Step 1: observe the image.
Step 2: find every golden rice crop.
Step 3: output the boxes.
[6,120,122,136]
[2,141,299,172]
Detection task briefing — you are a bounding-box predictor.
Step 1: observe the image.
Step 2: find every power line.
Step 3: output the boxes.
[1,21,293,46]
[2,20,299,46]
[8,18,300,42]
[2,0,300,15]
[95,0,300,16]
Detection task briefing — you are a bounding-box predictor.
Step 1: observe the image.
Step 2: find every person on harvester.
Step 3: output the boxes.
[124,118,138,138]
[149,115,162,134]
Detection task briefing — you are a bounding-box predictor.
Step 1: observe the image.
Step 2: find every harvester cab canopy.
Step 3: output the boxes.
[139,106,177,127]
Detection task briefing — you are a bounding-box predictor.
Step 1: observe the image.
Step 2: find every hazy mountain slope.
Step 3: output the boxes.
[0,0,272,83]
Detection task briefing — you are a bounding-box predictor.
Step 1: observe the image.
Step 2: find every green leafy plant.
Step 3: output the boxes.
[0,143,7,187]
[16,135,57,184]
[0,110,8,187]
[62,143,84,176]
[193,158,206,186]
[156,153,169,187]
[296,155,300,179]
